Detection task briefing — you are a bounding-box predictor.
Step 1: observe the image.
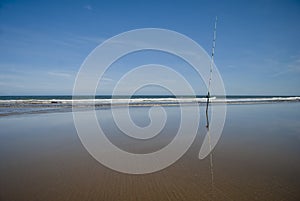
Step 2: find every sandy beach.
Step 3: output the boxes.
[1,0,299,200]
[0,103,299,201]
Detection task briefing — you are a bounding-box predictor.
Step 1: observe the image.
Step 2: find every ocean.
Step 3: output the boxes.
[0,95,299,116]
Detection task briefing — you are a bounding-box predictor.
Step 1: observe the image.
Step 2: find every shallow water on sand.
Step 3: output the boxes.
[0,103,299,201]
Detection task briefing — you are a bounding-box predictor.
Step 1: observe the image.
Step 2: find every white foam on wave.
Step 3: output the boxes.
[0,96,299,106]
[221,96,300,103]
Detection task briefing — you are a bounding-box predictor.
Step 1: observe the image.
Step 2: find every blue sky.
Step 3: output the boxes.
[0,0,299,95]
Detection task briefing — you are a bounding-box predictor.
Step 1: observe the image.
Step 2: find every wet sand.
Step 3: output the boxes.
[0,103,300,201]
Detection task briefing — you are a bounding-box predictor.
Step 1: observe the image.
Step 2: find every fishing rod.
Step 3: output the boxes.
[206,16,217,128]
[206,17,218,199]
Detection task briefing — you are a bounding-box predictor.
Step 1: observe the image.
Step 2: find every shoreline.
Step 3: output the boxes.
[1,101,300,118]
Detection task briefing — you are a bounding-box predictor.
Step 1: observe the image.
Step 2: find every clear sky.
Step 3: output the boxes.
[0,0,299,95]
